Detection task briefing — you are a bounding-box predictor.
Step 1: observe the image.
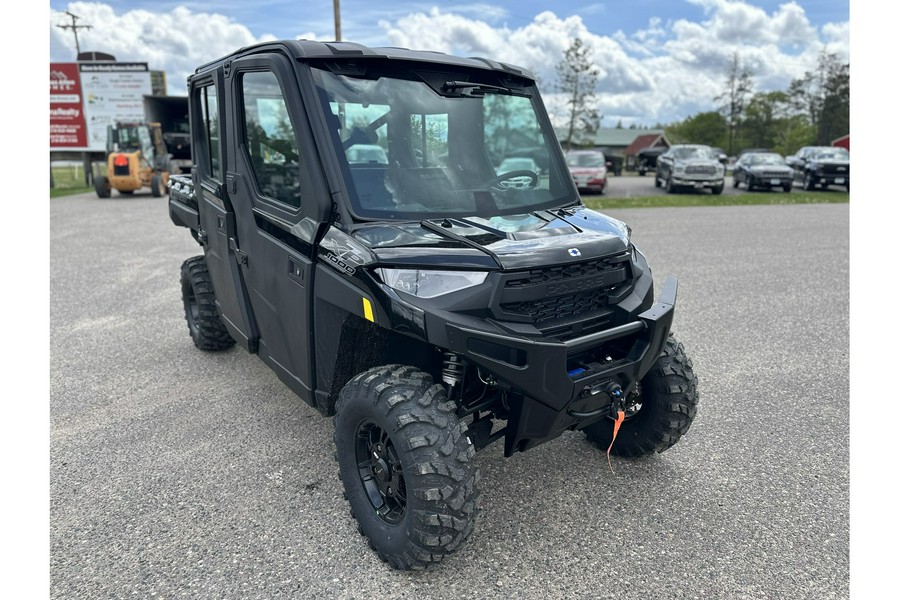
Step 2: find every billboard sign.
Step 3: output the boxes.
[50,63,88,148]
[49,62,152,152]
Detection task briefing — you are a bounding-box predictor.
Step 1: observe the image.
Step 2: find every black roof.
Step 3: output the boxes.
[194,39,534,81]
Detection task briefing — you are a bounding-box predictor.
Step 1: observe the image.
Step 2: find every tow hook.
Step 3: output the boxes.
[607,383,625,417]
[569,382,627,419]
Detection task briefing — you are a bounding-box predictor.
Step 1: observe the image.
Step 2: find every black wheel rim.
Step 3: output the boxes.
[355,420,406,525]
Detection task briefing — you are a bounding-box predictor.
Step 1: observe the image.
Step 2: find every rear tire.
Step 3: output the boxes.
[584,334,698,457]
[94,175,111,198]
[180,256,235,351]
[334,365,479,570]
[151,174,163,197]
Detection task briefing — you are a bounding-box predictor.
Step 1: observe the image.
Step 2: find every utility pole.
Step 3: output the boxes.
[57,11,92,58]
[333,0,341,41]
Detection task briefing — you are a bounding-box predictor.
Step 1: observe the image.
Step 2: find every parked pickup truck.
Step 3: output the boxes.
[169,40,699,570]
[656,144,725,194]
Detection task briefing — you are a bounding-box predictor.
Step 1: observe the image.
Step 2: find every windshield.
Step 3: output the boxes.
[812,148,849,161]
[747,154,787,166]
[566,152,605,168]
[672,146,715,160]
[312,65,574,221]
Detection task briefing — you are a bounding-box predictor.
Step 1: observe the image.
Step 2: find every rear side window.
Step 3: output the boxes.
[197,84,221,181]
[241,70,302,209]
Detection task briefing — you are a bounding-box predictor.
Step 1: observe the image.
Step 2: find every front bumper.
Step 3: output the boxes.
[672,176,724,189]
[815,173,849,187]
[439,276,678,455]
[749,174,792,188]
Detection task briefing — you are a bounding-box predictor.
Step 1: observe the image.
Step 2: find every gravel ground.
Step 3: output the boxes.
[49,192,849,599]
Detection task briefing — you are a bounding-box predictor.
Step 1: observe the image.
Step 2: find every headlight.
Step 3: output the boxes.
[376,269,488,298]
[674,164,685,173]
[716,165,724,176]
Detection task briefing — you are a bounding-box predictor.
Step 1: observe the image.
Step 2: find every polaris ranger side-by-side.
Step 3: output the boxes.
[169,40,699,570]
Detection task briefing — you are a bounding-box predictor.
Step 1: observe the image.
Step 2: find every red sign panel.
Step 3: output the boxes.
[50,63,88,148]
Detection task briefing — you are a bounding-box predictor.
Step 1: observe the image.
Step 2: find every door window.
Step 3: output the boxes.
[196,84,221,180]
[241,71,302,209]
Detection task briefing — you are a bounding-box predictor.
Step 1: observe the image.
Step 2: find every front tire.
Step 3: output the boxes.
[665,175,676,193]
[334,365,479,570]
[711,184,724,195]
[150,174,163,197]
[803,172,815,191]
[584,335,698,456]
[94,175,111,198]
[180,256,235,351]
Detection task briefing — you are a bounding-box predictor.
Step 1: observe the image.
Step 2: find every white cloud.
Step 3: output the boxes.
[48,1,849,125]
[50,2,276,95]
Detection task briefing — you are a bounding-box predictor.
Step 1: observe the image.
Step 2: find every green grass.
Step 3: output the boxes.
[50,164,103,198]
[50,186,93,198]
[581,190,849,210]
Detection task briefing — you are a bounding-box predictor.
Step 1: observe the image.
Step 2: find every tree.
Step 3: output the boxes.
[741,91,790,150]
[557,38,601,151]
[715,52,754,155]
[666,111,728,148]
[788,51,850,145]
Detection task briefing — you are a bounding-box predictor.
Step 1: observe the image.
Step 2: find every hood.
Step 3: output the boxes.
[569,167,607,177]
[352,207,630,270]
[676,158,720,167]
[749,164,792,173]
[810,158,850,166]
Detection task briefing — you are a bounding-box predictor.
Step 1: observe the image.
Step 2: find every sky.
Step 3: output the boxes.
[48,0,850,127]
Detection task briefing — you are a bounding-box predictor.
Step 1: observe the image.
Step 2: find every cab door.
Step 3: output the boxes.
[223,52,329,405]
[191,72,258,351]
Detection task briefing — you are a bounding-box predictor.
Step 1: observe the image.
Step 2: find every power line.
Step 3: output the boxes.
[56,11,92,58]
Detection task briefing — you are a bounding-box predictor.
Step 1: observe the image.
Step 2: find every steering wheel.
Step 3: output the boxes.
[488,170,539,191]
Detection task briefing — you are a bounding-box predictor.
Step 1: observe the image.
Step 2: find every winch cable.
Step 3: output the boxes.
[607,409,625,474]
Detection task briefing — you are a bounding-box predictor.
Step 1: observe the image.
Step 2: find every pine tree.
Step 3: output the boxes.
[557,38,601,151]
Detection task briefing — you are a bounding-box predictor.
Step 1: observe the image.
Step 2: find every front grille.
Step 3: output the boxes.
[113,164,130,176]
[504,289,608,324]
[498,252,632,327]
[685,165,716,175]
[821,164,849,176]
[758,171,788,179]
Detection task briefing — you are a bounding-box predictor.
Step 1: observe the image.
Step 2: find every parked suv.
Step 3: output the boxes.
[655,144,725,194]
[786,146,850,191]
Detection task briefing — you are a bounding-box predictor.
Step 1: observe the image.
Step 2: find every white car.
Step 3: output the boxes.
[346,144,388,164]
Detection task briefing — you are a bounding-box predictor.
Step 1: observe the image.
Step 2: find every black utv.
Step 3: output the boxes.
[169,40,699,570]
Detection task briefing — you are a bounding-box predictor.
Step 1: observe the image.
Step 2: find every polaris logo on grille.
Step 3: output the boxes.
[568,248,581,257]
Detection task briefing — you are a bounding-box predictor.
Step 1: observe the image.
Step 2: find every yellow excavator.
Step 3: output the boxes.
[95,122,171,198]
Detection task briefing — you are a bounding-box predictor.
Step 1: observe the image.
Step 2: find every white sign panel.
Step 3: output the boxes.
[78,62,152,151]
